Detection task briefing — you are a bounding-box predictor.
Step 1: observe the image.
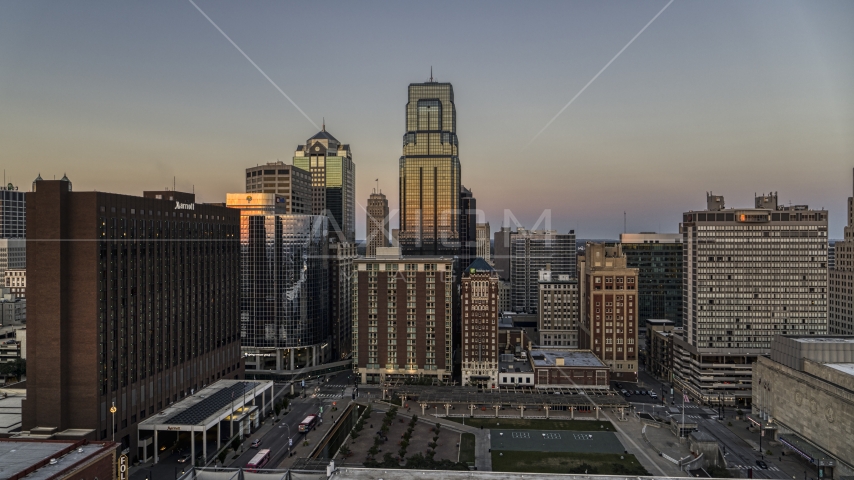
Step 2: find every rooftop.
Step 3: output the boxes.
[789,336,854,344]
[138,380,272,429]
[826,363,854,377]
[530,349,607,368]
[499,360,533,374]
[0,439,115,480]
[464,258,495,274]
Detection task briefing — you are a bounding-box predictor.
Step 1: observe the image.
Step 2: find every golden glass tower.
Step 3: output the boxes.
[398,80,461,255]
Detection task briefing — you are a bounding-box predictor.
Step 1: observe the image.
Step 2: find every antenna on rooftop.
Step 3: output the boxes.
[430,66,433,82]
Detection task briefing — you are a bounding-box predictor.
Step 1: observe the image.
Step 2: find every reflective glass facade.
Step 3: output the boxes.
[620,234,683,326]
[239,215,329,350]
[399,82,461,256]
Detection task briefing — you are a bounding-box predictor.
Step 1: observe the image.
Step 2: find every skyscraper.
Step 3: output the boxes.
[293,125,356,242]
[674,192,828,405]
[461,258,499,388]
[459,185,477,266]
[329,240,356,360]
[538,267,580,348]
[620,233,683,326]
[245,162,312,214]
[829,170,854,335]
[366,190,390,257]
[578,243,639,382]
[476,222,491,263]
[493,226,512,281]
[0,182,26,239]
[398,80,461,256]
[510,228,577,314]
[23,178,242,455]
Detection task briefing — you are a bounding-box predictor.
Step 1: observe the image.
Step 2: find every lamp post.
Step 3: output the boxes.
[110,402,117,442]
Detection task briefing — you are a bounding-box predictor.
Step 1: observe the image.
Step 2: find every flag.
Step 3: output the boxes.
[683,393,690,403]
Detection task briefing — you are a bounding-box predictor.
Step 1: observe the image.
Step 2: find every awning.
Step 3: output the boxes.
[746,414,776,430]
[779,434,836,467]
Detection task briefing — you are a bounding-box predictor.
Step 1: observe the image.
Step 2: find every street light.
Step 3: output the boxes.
[110,402,117,442]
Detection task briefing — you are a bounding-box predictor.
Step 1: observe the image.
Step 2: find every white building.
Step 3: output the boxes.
[538,268,579,347]
[675,192,828,406]
[476,222,491,263]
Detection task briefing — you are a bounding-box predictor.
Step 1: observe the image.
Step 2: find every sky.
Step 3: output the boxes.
[1,0,853,239]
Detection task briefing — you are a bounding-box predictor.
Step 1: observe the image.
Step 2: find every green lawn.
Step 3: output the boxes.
[492,451,649,475]
[447,417,615,432]
[458,433,476,464]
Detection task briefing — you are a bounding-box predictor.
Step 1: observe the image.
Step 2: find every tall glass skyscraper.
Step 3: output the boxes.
[399,80,461,256]
[293,126,355,242]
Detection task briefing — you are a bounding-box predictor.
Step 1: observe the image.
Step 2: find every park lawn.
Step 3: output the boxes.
[447,417,615,432]
[458,433,476,464]
[491,451,649,475]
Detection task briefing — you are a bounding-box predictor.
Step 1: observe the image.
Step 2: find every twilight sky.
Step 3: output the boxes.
[1,0,852,239]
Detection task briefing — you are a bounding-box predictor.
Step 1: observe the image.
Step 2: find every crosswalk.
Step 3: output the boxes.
[316,393,343,398]
[727,464,780,472]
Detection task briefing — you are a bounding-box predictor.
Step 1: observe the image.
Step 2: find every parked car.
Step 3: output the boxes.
[251,439,262,448]
[756,460,768,470]
[178,454,191,464]
[615,382,623,389]
[635,390,641,395]
[620,389,628,395]
[641,390,648,395]
[649,392,658,399]
[624,391,631,397]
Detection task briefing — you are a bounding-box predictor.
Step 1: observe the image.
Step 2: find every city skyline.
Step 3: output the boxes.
[1,1,853,239]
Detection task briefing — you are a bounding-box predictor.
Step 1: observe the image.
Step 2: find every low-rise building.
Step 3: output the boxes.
[645,319,676,379]
[3,269,25,299]
[0,438,117,479]
[0,296,24,326]
[498,354,534,387]
[752,336,854,479]
[529,349,609,388]
[648,325,681,384]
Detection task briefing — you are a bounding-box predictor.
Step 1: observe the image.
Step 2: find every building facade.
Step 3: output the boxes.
[366,190,390,257]
[245,162,312,214]
[498,280,511,313]
[476,222,491,263]
[578,243,639,382]
[293,126,356,242]
[0,238,25,276]
[22,179,243,454]
[353,249,454,383]
[459,186,477,267]
[510,229,577,314]
[398,80,461,256]
[620,233,683,326]
[675,192,828,405]
[645,319,678,381]
[752,336,854,479]
[329,241,357,361]
[461,258,499,388]
[529,349,609,388]
[0,296,25,326]
[538,268,579,347]
[3,269,26,299]
[237,214,330,375]
[829,172,854,335]
[0,184,25,239]
[494,227,512,281]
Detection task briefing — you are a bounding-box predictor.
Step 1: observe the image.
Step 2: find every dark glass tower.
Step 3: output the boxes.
[399,80,461,256]
[620,233,683,326]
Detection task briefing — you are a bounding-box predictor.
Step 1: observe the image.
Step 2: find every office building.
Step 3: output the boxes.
[245,162,312,214]
[0,295,25,326]
[674,192,828,405]
[461,258,499,388]
[23,178,242,455]
[3,269,25,299]
[620,233,682,326]
[294,125,356,242]
[494,226,512,281]
[225,193,289,216]
[329,240,357,360]
[828,240,837,269]
[830,172,854,335]
[752,336,854,479]
[645,319,679,383]
[237,214,330,375]
[578,243,639,382]
[366,190,390,257]
[498,280,511,313]
[459,186,477,266]
[398,80,461,256]
[353,248,454,383]
[476,222,491,263]
[538,268,579,347]
[0,239,25,276]
[0,183,25,239]
[510,228,576,314]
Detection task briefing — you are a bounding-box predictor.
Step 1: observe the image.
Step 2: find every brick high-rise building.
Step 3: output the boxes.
[461,258,499,388]
[830,170,854,335]
[366,190,389,257]
[578,243,639,382]
[538,267,579,348]
[23,178,242,455]
[353,248,454,383]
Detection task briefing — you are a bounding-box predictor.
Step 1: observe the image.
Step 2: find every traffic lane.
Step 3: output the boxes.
[230,401,315,468]
[699,419,778,479]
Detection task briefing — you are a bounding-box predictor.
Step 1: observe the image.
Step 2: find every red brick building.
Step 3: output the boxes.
[0,439,118,480]
[461,258,499,388]
[23,178,243,456]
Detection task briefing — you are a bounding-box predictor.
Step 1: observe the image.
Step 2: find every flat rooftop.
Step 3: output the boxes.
[788,336,854,344]
[0,439,112,480]
[500,360,533,373]
[826,363,854,377]
[530,349,606,368]
[330,467,694,480]
[138,379,272,428]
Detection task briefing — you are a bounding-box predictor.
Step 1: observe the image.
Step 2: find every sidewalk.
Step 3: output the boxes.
[600,409,688,478]
[371,400,492,472]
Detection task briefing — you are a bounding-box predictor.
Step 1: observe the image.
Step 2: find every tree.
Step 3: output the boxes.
[231,438,240,451]
[339,445,351,457]
[217,450,228,466]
